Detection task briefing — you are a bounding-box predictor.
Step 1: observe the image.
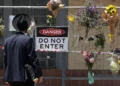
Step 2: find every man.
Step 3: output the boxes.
[3,14,43,86]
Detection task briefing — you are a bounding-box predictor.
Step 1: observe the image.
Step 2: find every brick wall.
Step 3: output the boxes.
[0,69,120,86]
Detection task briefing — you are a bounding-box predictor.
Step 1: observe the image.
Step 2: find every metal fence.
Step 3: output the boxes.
[0,3,120,86]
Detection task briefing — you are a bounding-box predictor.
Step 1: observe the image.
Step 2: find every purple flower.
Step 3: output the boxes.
[76,12,80,16]
[76,0,101,28]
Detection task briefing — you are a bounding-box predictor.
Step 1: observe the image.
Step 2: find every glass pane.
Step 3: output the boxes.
[48,59,56,69]
[48,52,56,58]
[39,60,47,68]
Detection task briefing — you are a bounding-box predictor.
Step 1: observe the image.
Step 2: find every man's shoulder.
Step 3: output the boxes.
[5,34,32,43]
[20,35,31,40]
[4,35,14,42]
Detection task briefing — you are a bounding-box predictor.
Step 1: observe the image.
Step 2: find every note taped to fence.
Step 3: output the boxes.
[9,15,16,31]
[35,26,68,51]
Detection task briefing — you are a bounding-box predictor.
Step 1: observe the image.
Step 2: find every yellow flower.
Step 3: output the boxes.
[108,34,114,42]
[118,60,120,64]
[110,9,117,15]
[109,5,115,8]
[68,15,76,22]
[106,5,116,11]
[47,15,52,19]
[106,6,110,11]
[59,4,64,8]
[108,33,114,37]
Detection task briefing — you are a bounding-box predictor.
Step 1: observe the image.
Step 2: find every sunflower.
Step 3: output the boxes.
[106,5,116,11]
[105,5,117,16]
[110,9,117,15]
[106,6,111,11]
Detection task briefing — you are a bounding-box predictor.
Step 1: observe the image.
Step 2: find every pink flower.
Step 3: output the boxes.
[82,51,88,58]
[50,0,54,4]
[89,58,94,63]
[0,46,2,49]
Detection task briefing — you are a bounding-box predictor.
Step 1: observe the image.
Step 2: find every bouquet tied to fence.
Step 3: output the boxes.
[76,0,101,38]
[82,51,95,84]
[0,18,4,37]
[102,5,119,46]
[46,0,64,18]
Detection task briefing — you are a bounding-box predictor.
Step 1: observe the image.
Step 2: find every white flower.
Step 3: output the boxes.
[110,61,117,68]
[110,60,119,73]
[54,0,60,2]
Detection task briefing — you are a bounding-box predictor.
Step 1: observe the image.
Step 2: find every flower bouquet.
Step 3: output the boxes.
[94,34,105,49]
[82,51,95,84]
[67,14,77,47]
[112,48,120,65]
[102,5,119,48]
[46,15,56,26]
[46,0,64,18]
[76,0,101,38]
[68,15,76,23]
[107,57,119,74]
[27,18,35,37]
[0,18,4,37]
[87,33,105,49]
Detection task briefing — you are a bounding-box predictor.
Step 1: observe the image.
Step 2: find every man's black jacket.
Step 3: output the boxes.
[4,32,42,82]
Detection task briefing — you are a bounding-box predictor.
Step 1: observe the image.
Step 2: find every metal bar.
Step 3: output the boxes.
[0,6,120,9]
[0,76,62,79]
[1,76,120,80]
[0,48,118,55]
[66,77,120,80]
[44,77,62,79]
[3,0,13,39]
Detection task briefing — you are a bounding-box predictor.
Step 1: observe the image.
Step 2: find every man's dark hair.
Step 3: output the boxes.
[12,14,31,31]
